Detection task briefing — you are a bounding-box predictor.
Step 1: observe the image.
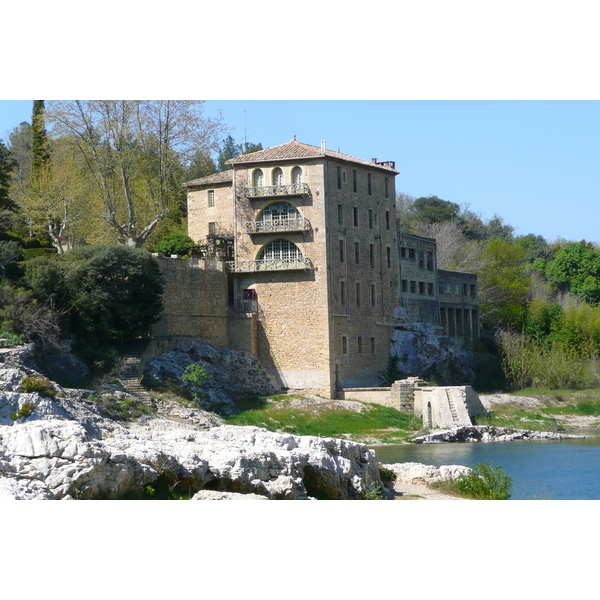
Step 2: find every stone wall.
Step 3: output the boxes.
[152,257,229,347]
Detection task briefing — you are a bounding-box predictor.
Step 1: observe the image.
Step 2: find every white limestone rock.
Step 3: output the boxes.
[385,461,472,484]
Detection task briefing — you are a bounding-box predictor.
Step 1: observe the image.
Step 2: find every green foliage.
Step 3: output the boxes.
[0,330,23,347]
[182,363,212,406]
[379,466,397,483]
[545,242,600,305]
[63,245,164,347]
[430,462,512,500]
[21,375,56,399]
[226,395,422,441]
[95,395,153,421]
[31,100,50,176]
[11,401,35,421]
[0,241,23,279]
[217,135,263,172]
[497,329,588,391]
[153,232,194,256]
[379,354,400,385]
[412,196,461,224]
[0,139,17,211]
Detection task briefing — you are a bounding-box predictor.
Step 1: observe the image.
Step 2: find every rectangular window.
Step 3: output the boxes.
[337,166,341,189]
[369,244,375,268]
[446,282,451,294]
[464,284,469,296]
[385,211,390,231]
[356,282,361,307]
[367,173,372,195]
[402,279,408,293]
[385,177,389,198]
[353,206,358,227]
[208,222,216,235]
[357,336,363,354]
[370,337,376,353]
[427,251,433,270]
[410,280,416,293]
[386,246,391,268]
[342,336,348,354]
[208,190,215,207]
[355,241,360,265]
[408,248,416,260]
[368,209,373,229]
[471,284,476,297]
[339,239,345,263]
[338,203,343,225]
[340,281,346,305]
[428,282,434,296]
[352,170,357,192]
[371,284,376,306]
[418,251,425,269]
[401,247,406,258]
[419,281,425,295]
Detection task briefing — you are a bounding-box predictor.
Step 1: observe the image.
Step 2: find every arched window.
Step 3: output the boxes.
[258,239,304,267]
[292,166,302,185]
[253,169,264,188]
[259,202,299,224]
[272,167,284,187]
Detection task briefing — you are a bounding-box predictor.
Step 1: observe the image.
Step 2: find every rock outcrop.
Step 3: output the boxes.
[411,425,587,444]
[391,308,474,384]
[143,340,280,414]
[385,461,473,485]
[0,346,381,500]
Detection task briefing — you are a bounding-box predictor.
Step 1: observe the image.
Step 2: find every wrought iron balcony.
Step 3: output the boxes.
[245,217,311,234]
[225,257,312,273]
[243,183,309,198]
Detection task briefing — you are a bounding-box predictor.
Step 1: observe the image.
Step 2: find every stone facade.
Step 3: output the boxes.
[177,138,479,397]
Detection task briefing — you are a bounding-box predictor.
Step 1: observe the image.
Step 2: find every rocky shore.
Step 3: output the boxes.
[411,425,587,444]
[0,345,382,500]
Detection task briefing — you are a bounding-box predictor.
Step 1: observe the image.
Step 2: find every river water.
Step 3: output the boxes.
[372,430,600,499]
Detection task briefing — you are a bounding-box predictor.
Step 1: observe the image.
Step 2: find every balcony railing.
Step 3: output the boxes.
[245,217,311,234]
[243,183,309,198]
[225,257,312,273]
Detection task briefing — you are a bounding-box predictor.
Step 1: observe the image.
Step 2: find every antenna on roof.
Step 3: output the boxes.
[244,111,247,151]
[321,140,326,151]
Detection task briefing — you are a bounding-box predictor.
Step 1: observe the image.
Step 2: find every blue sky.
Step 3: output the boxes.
[2,99,599,245]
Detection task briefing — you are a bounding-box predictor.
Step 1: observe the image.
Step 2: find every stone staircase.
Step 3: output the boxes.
[117,340,154,406]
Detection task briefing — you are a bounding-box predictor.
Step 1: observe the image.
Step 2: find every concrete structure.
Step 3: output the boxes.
[175,138,479,397]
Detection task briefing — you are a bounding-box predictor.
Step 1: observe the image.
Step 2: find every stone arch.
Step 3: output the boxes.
[272,167,284,186]
[292,166,303,185]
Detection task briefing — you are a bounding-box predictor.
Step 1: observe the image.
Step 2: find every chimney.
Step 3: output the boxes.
[321,140,326,151]
[371,158,378,164]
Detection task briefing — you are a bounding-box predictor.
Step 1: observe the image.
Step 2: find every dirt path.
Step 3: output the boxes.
[385,480,467,500]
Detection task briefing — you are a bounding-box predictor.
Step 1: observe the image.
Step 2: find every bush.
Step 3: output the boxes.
[21,375,56,399]
[431,462,512,500]
[153,233,194,256]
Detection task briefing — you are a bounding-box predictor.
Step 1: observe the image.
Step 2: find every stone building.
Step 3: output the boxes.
[179,138,478,396]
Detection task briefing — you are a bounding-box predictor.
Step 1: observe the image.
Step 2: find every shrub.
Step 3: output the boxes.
[379,466,397,484]
[431,462,513,500]
[182,363,212,407]
[153,233,194,256]
[21,375,56,399]
[11,401,35,421]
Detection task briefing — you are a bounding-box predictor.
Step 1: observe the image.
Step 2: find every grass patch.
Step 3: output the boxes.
[429,462,513,500]
[474,408,560,432]
[224,394,422,441]
[96,395,154,421]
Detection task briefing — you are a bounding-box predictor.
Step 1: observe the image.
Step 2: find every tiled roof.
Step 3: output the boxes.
[225,139,398,172]
[183,170,233,188]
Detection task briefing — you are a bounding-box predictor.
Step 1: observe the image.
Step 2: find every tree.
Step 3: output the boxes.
[546,242,600,305]
[62,245,165,345]
[21,138,95,253]
[412,196,461,224]
[0,140,17,211]
[47,100,227,247]
[217,135,262,172]
[7,122,32,190]
[31,101,50,176]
